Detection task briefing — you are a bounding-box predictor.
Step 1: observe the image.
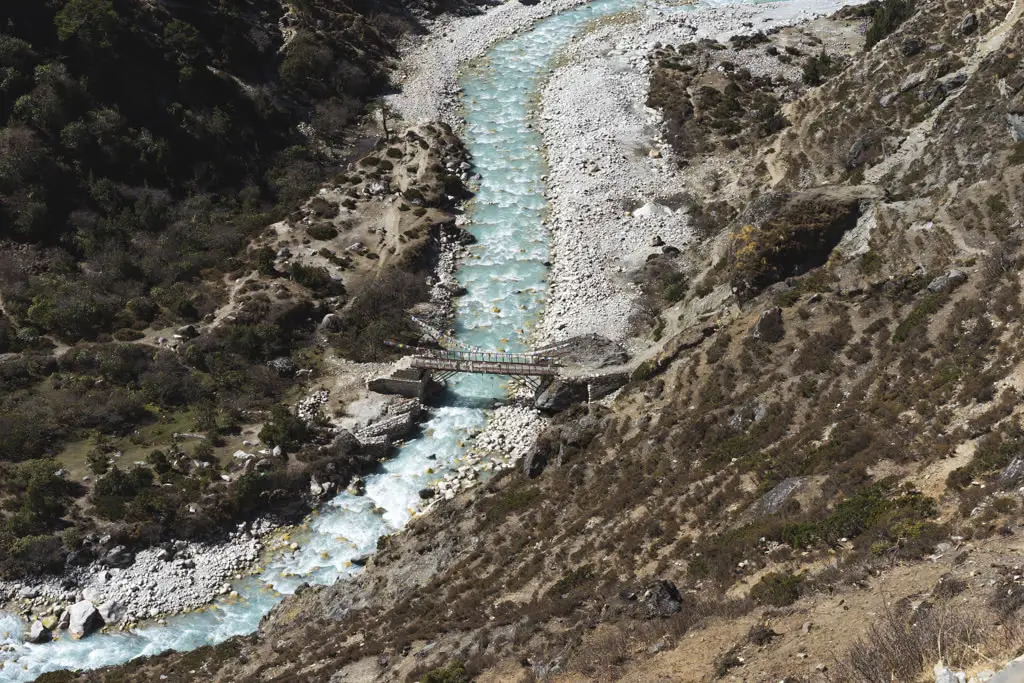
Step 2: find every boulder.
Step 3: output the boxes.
[418,488,436,500]
[927,269,967,294]
[535,379,588,412]
[319,313,344,332]
[1001,456,1024,486]
[17,586,39,600]
[729,187,881,300]
[104,545,133,568]
[348,477,367,496]
[901,38,924,57]
[959,13,978,34]
[639,580,683,618]
[98,600,126,625]
[991,654,1024,682]
[751,307,784,343]
[332,429,362,456]
[633,202,673,218]
[1009,114,1024,143]
[534,334,629,369]
[267,357,297,377]
[747,477,808,517]
[176,325,199,340]
[68,600,104,639]
[933,663,967,683]
[309,477,334,499]
[27,620,51,644]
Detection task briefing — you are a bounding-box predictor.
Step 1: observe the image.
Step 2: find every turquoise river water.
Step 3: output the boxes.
[0,0,684,678]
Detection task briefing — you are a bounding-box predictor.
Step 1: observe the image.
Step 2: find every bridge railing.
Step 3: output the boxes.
[384,340,561,368]
[410,356,559,377]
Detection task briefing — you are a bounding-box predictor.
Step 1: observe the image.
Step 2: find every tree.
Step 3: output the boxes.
[87,449,110,475]
[865,0,915,50]
[55,0,122,50]
[258,404,308,451]
[15,459,72,530]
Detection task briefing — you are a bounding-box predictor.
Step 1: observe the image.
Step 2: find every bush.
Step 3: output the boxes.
[865,0,915,50]
[750,572,802,606]
[837,603,988,682]
[422,661,470,683]
[290,263,344,296]
[307,224,338,240]
[258,404,309,451]
[90,465,156,520]
[802,51,836,86]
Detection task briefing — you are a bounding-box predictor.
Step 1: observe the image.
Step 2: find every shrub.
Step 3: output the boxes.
[258,404,309,451]
[802,50,836,86]
[892,292,944,343]
[422,661,470,683]
[836,603,988,682]
[750,572,802,606]
[865,0,915,50]
[290,263,344,296]
[307,224,338,240]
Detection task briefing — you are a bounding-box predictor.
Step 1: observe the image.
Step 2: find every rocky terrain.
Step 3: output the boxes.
[24,0,1024,680]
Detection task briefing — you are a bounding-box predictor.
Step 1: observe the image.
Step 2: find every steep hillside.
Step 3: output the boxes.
[45,0,1024,680]
[0,0,486,580]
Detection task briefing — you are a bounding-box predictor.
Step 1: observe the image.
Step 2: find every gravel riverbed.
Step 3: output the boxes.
[0,519,279,632]
[393,0,868,345]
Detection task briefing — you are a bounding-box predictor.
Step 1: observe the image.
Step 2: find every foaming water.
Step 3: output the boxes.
[0,0,672,678]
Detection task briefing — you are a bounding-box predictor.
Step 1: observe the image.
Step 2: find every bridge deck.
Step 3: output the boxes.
[411,356,558,377]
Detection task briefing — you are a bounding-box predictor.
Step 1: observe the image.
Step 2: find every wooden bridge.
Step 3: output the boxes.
[385,341,561,389]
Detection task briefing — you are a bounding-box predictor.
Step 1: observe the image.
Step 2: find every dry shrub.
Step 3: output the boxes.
[833,602,991,682]
[568,626,630,679]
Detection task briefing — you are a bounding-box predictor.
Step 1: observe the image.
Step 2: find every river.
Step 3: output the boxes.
[0,0,659,678]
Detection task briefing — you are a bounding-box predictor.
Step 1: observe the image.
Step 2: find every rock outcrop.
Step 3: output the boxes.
[729,186,883,300]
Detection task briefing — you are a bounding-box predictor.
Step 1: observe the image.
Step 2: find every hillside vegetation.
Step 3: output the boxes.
[37,0,1024,681]
[0,0,485,579]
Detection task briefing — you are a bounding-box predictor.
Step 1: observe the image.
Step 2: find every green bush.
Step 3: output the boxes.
[865,0,915,50]
[290,263,344,296]
[750,572,802,606]
[422,661,470,683]
[307,224,338,240]
[258,404,309,451]
[802,51,836,86]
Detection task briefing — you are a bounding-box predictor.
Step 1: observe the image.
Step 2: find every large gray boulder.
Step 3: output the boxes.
[1001,456,1024,486]
[927,269,967,294]
[319,313,344,332]
[990,654,1024,683]
[751,307,784,343]
[98,599,126,625]
[26,620,51,644]
[746,477,808,518]
[535,379,588,412]
[68,600,104,639]
[103,545,133,568]
[640,580,683,618]
[534,373,628,413]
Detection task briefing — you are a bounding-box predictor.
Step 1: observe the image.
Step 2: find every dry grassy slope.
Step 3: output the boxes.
[60,2,1024,683]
